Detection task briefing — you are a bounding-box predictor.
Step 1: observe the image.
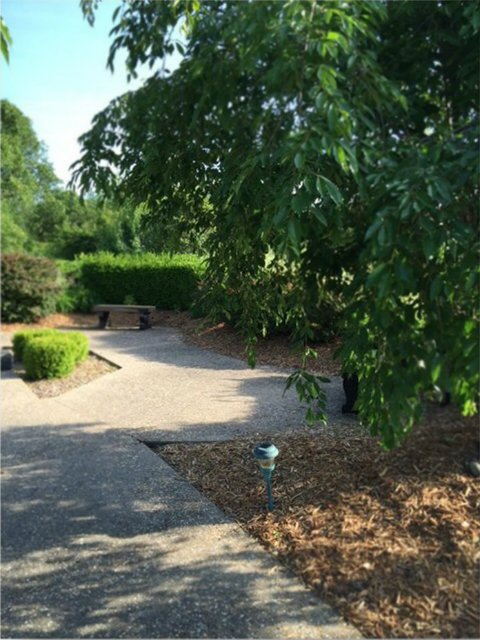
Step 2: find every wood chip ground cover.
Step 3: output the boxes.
[156,411,479,639]
[12,353,119,398]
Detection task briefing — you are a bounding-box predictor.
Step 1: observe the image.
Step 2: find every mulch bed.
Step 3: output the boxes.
[2,315,119,397]
[10,352,119,398]
[153,310,342,375]
[1,313,99,333]
[156,408,479,639]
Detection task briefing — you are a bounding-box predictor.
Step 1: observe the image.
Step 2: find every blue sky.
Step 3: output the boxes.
[2,0,177,185]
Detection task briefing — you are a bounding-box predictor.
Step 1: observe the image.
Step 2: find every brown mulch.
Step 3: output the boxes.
[157,409,480,638]
[153,310,342,375]
[11,352,119,398]
[1,313,100,333]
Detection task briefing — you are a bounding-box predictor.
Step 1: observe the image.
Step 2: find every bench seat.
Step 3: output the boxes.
[93,304,156,330]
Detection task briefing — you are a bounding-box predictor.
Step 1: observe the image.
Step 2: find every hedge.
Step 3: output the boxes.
[1,254,62,323]
[66,332,89,364]
[79,253,205,310]
[12,329,61,361]
[13,329,90,379]
[23,335,78,380]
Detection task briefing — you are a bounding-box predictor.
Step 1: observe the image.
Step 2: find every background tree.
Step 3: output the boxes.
[1,100,61,253]
[72,0,479,447]
[0,99,164,258]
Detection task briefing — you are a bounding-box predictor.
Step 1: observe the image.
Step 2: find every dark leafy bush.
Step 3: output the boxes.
[23,336,78,380]
[79,253,205,310]
[1,254,62,323]
[12,329,61,361]
[55,260,93,313]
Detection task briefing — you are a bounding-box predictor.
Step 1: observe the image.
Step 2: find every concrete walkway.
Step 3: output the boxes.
[1,327,360,639]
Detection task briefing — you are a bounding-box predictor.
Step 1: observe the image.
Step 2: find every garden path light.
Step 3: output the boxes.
[253,442,279,511]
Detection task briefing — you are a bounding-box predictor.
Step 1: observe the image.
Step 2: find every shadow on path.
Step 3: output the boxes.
[1,422,348,638]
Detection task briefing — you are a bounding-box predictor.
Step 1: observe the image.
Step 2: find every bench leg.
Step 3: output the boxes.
[139,312,152,330]
[342,373,359,414]
[98,311,110,329]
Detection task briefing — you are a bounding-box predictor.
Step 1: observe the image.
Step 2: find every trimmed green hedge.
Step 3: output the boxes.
[67,332,89,364]
[79,253,205,310]
[13,329,61,361]
[23,336,78,380]
[13,329,90,379]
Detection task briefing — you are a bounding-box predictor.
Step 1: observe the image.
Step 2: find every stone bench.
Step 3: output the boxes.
[93,305,156,330]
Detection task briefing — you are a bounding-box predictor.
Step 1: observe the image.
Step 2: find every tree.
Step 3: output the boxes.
[0,16,12,63]
[72,0,479,448]
[0,100,151,258]
[1,99,61,252]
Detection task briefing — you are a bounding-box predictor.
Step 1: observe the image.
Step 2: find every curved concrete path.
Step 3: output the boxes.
[1,327,360,639]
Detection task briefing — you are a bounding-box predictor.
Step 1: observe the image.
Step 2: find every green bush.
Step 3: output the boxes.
[79,253,205,310]
[23,336,77,380]
[12,329,61,361]
[1,254,63,322]
[66,332,89,363]
[55,260,93,313]
[13,329,89,374]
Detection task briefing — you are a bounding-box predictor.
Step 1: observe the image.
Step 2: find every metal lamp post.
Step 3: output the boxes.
[253,442,279,511]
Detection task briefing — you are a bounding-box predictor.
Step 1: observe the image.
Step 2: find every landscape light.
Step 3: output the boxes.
[253,442,279,511]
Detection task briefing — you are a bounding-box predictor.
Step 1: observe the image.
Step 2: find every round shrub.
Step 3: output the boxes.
[1,254,63,323]
[23,336,77,380]
[12,329,61,361]
[66,332,89,364]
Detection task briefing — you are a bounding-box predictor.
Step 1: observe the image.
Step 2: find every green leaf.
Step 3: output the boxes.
[365,218,382,240]
[432,178,451,203]
[333,144,348,172]
[378,224,387,246]
[288,218,301,252]
[422,235,435,259]
[0,18,12,64]
[327,104,337,131]
[312,208,327,226]
[325,31,348,51]
[464,320,476,337]
[294,152,305,170]
[315,92,327,111]
[366,263,387,288]
[432,362,442,383]
[317,65,337,93]
[429,276,442,300]
[316,175,343,206]
[292,191,311,212]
